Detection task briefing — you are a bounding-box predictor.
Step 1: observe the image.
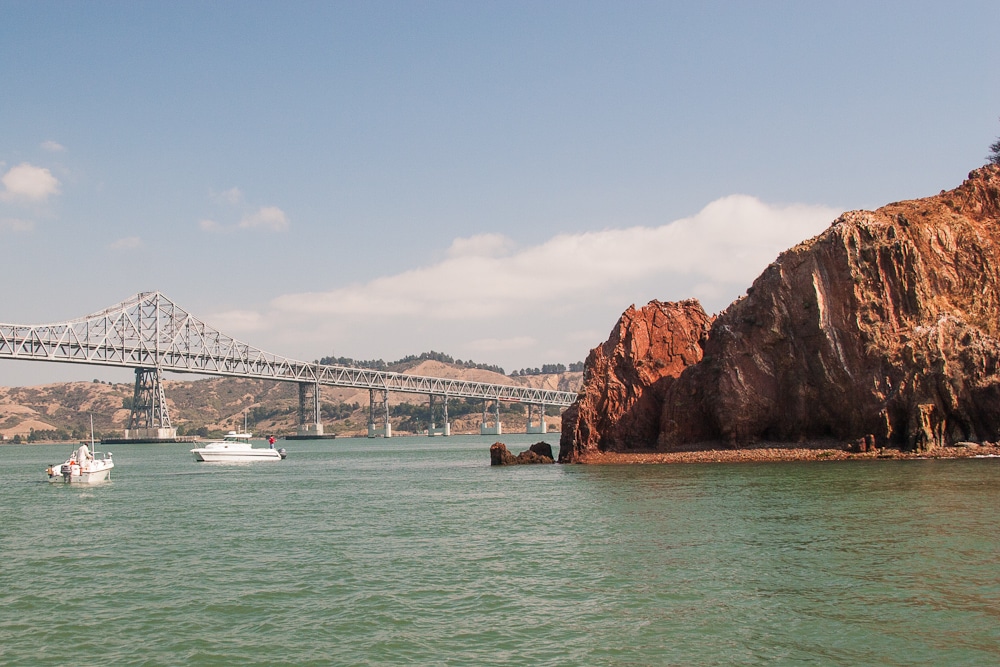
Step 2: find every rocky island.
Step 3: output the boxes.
[561,165,1000,463]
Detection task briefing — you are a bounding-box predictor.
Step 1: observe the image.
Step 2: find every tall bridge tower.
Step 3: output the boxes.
[124,367,177,440]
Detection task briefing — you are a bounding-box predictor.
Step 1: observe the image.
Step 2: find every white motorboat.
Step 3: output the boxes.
[46,419,114,484]
[191,431,286,462]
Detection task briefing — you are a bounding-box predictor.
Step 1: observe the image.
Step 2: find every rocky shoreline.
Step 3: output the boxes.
[573,441,1000,465]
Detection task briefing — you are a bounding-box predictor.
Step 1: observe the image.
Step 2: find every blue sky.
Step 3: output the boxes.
[2,1,999,386]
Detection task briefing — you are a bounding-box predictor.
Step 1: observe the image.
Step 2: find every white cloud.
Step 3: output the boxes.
[41,140,66,152]
[239,206,289,232]
[219,187,243,205]
[200,187,289,233]
[446,233,516,258]
[0,163,61,202]
[110,236,143,250]
[0,217,34,232]
[271,195,839,321]
[220,194,839,370]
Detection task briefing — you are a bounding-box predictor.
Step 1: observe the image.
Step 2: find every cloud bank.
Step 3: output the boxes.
[271,195,839,320]
[221,194,841,368]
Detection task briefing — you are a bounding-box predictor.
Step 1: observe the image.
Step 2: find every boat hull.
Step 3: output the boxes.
[190,430,286,462]
[191,449,284,462]
[46,461,114,484]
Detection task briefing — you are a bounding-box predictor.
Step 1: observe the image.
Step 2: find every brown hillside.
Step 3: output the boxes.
[1,364,582,440]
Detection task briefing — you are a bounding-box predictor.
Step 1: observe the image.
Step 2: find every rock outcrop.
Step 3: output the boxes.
[559,300,713,462]
[490,441,556,465]
[561,166,1000,461]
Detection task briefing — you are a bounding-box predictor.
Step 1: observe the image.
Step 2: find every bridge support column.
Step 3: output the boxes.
[480,399,502,436]
[428,394,450,436]
[297,382,325,436]
[367,388,391,438]
[124,367,177,440]
[526,403,547,434]
[443,397,450,436]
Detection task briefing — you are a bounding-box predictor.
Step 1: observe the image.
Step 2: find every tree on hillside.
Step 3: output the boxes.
[989,117,1000,166]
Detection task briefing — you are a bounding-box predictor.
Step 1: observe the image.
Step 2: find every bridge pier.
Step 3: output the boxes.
[526,403,547,434]
[124,367,177,440]
[297,381,325,436]
[480,399,502,436]
[367,388,391,438]
[428,394,450,436]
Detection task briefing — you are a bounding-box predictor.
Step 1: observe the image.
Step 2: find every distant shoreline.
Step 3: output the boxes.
[574,441,1000,464]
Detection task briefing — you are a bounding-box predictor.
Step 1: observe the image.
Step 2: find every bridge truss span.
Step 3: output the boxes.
[0,292,578,409]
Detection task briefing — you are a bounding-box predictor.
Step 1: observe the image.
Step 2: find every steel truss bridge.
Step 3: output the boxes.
[0,292,577,439]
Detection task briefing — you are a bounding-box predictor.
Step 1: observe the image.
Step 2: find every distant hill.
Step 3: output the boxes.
[0,363,582,442]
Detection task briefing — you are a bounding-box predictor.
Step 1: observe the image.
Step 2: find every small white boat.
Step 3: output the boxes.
[190,431,286,462]
[46,419,114,484]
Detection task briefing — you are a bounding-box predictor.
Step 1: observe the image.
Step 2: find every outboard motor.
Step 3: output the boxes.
[278,448,287,459]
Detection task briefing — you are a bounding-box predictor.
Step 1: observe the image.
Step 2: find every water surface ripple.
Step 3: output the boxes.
[2,436,999,665]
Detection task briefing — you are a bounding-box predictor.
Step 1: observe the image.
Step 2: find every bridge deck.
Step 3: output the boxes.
[0,292,578,407]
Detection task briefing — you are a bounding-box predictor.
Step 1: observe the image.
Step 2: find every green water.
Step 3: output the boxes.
[2,435,999,665]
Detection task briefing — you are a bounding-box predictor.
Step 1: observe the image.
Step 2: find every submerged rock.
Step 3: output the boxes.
[562,165,1000,461]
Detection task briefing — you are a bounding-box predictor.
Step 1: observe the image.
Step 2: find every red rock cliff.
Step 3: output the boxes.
[559,299,713,462]
[563,166,1000,459]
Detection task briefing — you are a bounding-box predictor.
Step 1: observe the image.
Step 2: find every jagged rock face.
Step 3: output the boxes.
[563,166,1000,457]
[559,300,713,462]
[659,166,1000,451]
[490,441,555,465]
